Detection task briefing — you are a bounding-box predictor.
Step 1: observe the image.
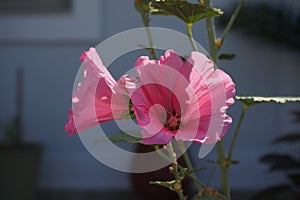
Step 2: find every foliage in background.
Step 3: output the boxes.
[250,111,300,200]
[217,2,300,49]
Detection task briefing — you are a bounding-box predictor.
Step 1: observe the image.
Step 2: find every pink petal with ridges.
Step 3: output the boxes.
[132,50,235,144]
[65,48,134,135]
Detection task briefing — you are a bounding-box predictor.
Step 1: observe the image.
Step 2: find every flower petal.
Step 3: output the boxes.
[142,129,174,145]
[132,50,236,144]
[159,49,183,72]
[175,52,235,143]
[64,109,77,136]
[65,48,132,135]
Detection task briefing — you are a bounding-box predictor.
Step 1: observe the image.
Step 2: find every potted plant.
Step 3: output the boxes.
[0,68,42,200]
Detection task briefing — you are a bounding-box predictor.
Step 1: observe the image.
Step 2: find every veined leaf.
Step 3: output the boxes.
[94,131,142,144]
[149,0,223,24]
[236,96,300,106]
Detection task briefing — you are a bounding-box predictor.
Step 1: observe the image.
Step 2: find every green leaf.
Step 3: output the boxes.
[178,167,188,178]
[193,188,227,200]
[259,153,300,171]
[150,180,176,190]
[185,167,206,175]
[218,53,236,60]
[149,0,223,24]
[235,96,300,106]
[272,133,300,144]
[94,131,142,144]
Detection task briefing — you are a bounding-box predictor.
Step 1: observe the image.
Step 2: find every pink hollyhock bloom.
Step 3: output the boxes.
[65,48,134,136]
[130,50,235,144]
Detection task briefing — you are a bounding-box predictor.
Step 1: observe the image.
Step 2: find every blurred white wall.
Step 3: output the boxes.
[0,0,103,41]
[0,0,299,191]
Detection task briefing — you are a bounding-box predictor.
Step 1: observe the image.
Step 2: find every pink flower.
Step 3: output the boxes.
[65,48,235,145]
[65,48,134,136]
[130,50,235,144]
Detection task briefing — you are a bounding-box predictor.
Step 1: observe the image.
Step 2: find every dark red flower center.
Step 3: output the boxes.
[164,114,181,131]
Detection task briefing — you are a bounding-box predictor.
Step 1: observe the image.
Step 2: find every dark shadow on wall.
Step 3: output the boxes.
[217,2,300,50]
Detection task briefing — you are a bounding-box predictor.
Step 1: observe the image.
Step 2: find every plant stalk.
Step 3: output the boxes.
[203,0,228,199]
[206,162,218,186]
[204,0,218,67]
[216,142,230,199]
[186,23,198,51]
[220,0,244,49]
[166,142,185,200]
[136,0,158,60]
[215,104,248,200]
[180,142,205,189]
[228,104,248,160]
[145,25,158,60]
[204,0,230,197]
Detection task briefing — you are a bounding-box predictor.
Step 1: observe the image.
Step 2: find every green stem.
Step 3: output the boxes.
[204,0,230,198]
[227,104,248,160]
[154,144,203,190]
[220,0,244,49]
[216,142,230,199]
[181,143,205,189]
[204,0,218,67]
[188,173,204,190]
[220,164,230,200]
[182,149,193,171]
[166,142,185,200]
[137,3,157,60]
[145,25,158,60]
[206,162,218,186]
[216,104,248,200]
[186,23,198,51]
[155,145,204,192]
[153,145,172,162]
